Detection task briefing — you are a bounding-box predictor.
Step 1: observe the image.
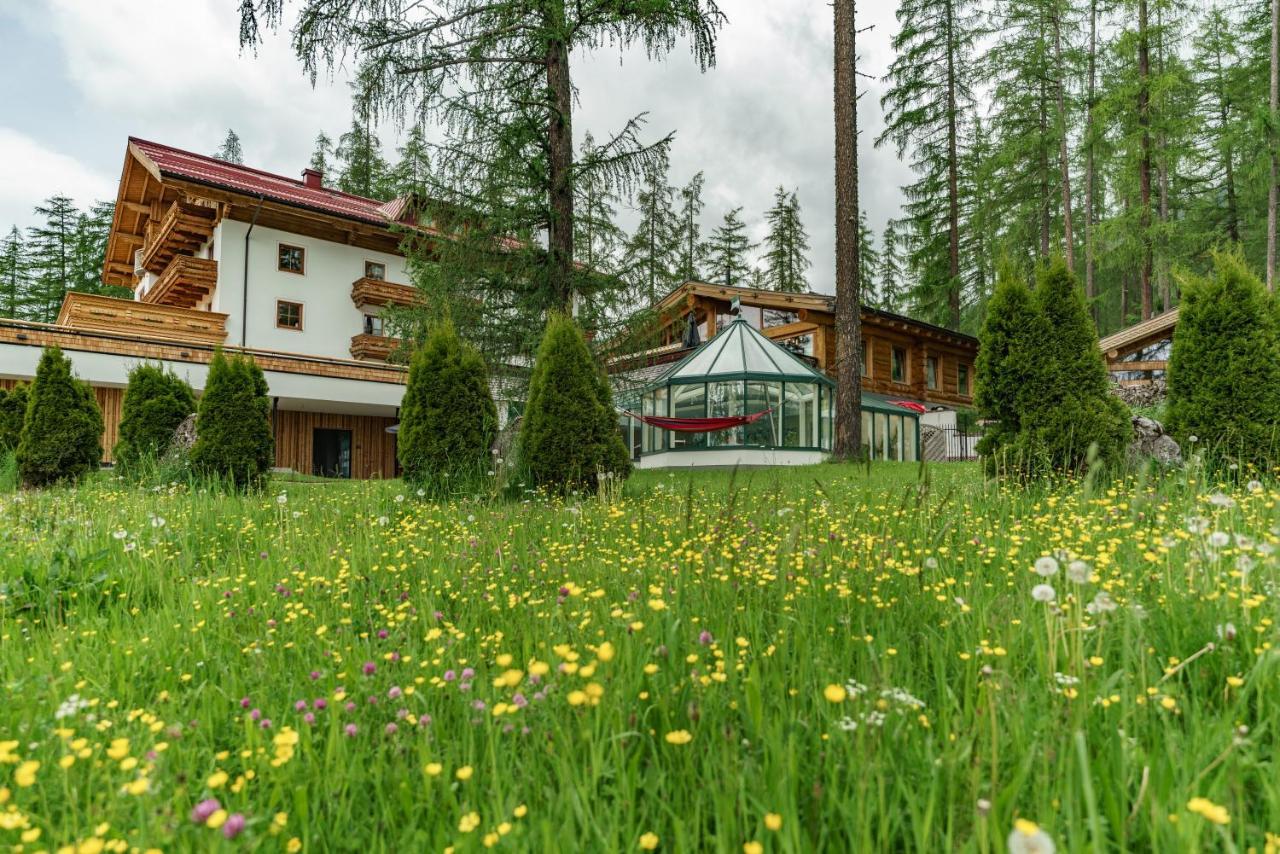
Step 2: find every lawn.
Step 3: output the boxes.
[1,462,1277,852]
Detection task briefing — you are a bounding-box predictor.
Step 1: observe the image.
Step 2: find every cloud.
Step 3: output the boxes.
[0,127,114,229]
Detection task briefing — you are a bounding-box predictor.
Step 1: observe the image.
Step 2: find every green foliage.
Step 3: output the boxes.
[519,314,630,493]
[16,347,102,488]
[398,322,498,486]
[1166,252,1280,469]
[190,351,274,490]
[973,270,1049,467]
[0,383,29,451]
[762,187,812,293]
[114,364,197,473]
[704,208,756,288]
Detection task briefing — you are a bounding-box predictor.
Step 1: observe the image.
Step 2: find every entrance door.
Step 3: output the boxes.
[312,428,352,478]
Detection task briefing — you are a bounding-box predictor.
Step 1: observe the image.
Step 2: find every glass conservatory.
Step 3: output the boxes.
[618,319,921,468]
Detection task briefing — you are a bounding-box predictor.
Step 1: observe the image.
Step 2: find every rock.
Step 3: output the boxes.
[1128,415,1181,466]
[172,413,198,453]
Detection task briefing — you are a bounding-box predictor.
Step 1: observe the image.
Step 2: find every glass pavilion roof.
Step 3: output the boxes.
[648,318,835,388]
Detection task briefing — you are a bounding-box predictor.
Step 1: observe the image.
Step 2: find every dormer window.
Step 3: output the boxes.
[364,261,386,280]
[278,243,305,274]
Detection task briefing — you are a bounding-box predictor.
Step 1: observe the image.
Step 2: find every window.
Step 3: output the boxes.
[861,338,870,376]
[278,243,305,274]
[763,309,799,328]
[276,300,303,330]
[780,334,814,358]
[363,314,384,336]
[958,363,971,396]
[891,346,907,383]
[364,260,386,280]
[926,355,939,390]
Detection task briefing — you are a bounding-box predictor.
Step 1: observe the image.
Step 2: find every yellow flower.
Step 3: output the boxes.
[567,690,587,706]
[765,813,783,831]
[639,831,660,850]
[1187,797,1230,825]
[286,838,303,853]
[597,642,616,662]
[744,843,764,854]
[21,827,41,843]
[122,776,149,795]
[206,808,229,829]
[59,754,76,769]
[14,760,39,787]
[513,804,528,818]
[664,730,693,745]
[106,738,130,760]
[1226,676,1244,688]
[458,811,481,833]
[824,684,847,703]
[207,770,229,789]
[424,762,443,777]
[456,765,474,781]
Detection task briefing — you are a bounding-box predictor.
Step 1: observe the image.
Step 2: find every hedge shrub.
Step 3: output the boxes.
[398,321,498,486]
[519,313,630,493]
[0,383,28,452]
[190,350,274,490]
[16,347,103,487]
[114,364,197,472]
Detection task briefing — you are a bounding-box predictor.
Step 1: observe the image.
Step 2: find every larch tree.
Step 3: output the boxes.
[238,0,725,315]
[833,0,863,460]
[877,219,906,313]
[26,195,79,323]
[574,133,627,286]
[1270,0,1279,290]
[309,131,334,180]
[335,116,392,199]
[704,208,755,288]
[71,201,117,297]
[1190,6,1248,246]
[675,172,707,284]
[214,129,244,164]
[859,210,879,304]
[621,149,679,307]
[390,124,434,197]
[762,187,812,293]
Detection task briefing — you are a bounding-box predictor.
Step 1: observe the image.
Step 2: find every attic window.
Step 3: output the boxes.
[278,243,305,274]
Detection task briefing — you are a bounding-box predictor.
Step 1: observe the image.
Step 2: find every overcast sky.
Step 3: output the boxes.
[0,0,912,294]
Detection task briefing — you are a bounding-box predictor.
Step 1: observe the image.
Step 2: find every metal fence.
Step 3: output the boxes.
[922,426,981,462]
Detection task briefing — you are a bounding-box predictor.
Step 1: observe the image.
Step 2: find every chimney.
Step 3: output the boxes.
[301,168,323,189]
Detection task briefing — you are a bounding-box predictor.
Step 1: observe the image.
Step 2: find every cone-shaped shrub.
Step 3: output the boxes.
[398,321,498,485]
[519,313,630,493]
[114,364,197,472]
[1166,252,1280,468]
[16,347,103,487]
[0,383,28,452]
[191,350,274,490]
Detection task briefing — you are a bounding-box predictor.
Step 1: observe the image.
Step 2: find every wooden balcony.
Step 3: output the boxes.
[57,292,227,345]
[351,276,421,309]
[140,200,217,275]
[143,256,217,309]
[349,333,403,362]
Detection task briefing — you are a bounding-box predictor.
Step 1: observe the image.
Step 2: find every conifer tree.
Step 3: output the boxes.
[390,125,433,197]
[26,195,79,322]
[114,364,197,472]
[309,132,335,181]
[622,150,679,306]
[705,208,755,288]
[398,321,497,485]
[519,313,629,493]
[70,202,116,296]
[762,188,811,293]
[859,210,879,302]
[0,227,27,319]
[574,132,626,277]
[16,347,102,487]
[0,384,28,452]
[190,351,274,490]
[215,129,244,164]
[675,172,707,283]
[877,220,906,313]
[336,116,392,199]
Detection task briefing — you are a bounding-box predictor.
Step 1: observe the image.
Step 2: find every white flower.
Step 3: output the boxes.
[1216,623,1237,642]
[112,529,128,540]
[416,488,426,497]
[1007,820,1056,854]
[1033,556,1059,577]
[1066,560,1093,584]
[1086,591,1117,614]
[394,494,405,503]
[276,493,288,505]
[149,515,166,528]
[376,516,389,526]
[1031,584,1057,603]
[1208,492,1236,508]
[1247,479,1263,493]
[1208,531,1230,549]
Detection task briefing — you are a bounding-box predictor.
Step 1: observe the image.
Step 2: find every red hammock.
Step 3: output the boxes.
[624,408,774,433]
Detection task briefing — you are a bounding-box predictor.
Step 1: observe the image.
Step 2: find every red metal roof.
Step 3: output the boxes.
[128,137,404,227]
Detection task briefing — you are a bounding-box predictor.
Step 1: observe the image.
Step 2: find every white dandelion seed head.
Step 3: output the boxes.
[1066,560,1093,585]
[1034,556,1059,577]
[1031,584,1057,603]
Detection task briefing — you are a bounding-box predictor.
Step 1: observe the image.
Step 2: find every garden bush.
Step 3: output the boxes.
[16,347,103,488]
[0,383,29,452]
[114,364,197,473]
[519,313,630,493]
[398,321,498,487]
[190,350,274,490]
[1166,251,1280,469]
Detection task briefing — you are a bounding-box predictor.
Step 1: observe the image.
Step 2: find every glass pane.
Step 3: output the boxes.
[926,357,937,389]
[820,387,833,450]
[874,413,889,460]
[892,348,906,383]
[708,381,745,446]
[641,393,653,453]
[653,387,667,452]
[888,415,901,461]
[671,383,707,448]
[745,382,781,446]
[903,417,918,461]
[763,308,798,328]
[783,383,817,447]
[861,410,872,458]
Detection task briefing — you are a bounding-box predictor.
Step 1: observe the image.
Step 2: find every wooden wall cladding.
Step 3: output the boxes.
[272,409,399,479]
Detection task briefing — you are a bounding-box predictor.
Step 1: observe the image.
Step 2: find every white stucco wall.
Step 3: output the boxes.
[214,220,411,360]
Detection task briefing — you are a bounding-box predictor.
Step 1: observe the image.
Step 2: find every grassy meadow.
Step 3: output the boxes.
[1,462,1278,852]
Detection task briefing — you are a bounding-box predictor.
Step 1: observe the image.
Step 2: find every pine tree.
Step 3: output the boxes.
[190,351,275,490]
[27,195,79,322]
[398,321,497,486]
[574,132,626,277]
[70,201,116,296]
[309,131,334,181]
[0,383,28,452]
[622,149,679,306]
[16,347,102,487]
[675,172,707,283]
[1190,6,1249,246]
[390,124,433,197]
[1166,251,1280,468]
[859,210,879,303]
[518,313,629,493]
[114,364,197,472]
[705,208,755,288]
[762,188,811,293]
[215,129,244,164]
[877,220,906,313]
[0,227,28,319]
[335,116,392,199]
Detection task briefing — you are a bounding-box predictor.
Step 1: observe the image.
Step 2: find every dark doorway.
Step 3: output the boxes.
[312,428,352,478]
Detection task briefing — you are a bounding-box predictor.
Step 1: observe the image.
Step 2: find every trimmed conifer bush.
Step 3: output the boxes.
[190,350,275,490]
[1166,252,1280,468]
[0,383,28,452]
[114,364,197,472]
[398,321,498,486]
[519,313,630,493]
[16,347,103,487]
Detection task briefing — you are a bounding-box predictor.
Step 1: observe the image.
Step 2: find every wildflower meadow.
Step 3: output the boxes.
[1,463,1278,852]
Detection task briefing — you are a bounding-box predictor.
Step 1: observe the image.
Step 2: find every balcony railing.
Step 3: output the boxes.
[349,333,403,362]
[57,292,227,345]
[139,200,217,275]
[143,256,217,309]
[351,276,421,309]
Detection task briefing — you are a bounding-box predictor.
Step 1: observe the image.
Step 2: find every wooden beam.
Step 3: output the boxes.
[1109,359,1167,373]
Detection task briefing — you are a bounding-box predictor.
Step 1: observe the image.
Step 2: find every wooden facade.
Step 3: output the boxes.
[57,292,228,345]
[272,410,399,479]
[1099,309,1178,385]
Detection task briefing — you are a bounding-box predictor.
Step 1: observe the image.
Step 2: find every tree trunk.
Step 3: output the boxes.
[1137,0,1153,320]
[1084,0,1097,322]
[1213,27,1240,243]
[1270,0,1279,290]
[546,29,575,312]
[1155,5,1170,312]
[833,0,863,461]
[1038,79,1051,261]
[1052,6,1075,271]
[944,0,962,328]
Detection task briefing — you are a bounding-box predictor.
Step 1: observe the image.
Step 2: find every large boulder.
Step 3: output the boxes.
[1128,415,1181,466]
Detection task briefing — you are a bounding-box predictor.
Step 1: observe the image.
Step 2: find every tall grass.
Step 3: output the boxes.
[0,462,1277,852]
